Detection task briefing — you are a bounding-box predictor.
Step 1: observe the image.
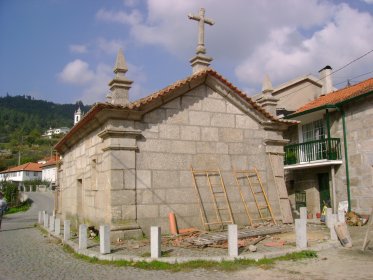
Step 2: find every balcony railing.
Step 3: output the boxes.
[284,138,342,165]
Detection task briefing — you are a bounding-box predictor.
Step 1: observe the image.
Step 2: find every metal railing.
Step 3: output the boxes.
[284,138,342,165]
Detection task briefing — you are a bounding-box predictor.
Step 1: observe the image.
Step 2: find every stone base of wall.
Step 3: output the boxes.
[110,223,143,241]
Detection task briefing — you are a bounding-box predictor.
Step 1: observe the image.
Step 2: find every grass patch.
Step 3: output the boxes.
[60,240,317,272]
[5,200,32,214]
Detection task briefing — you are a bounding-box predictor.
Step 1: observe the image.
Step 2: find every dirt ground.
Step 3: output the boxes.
[234,225,373,280]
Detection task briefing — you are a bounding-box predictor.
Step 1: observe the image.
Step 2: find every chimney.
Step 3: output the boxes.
[257,74,279,116]
[319,65,333,96]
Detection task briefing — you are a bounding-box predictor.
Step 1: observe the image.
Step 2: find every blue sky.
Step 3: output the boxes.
[0,0,372,105]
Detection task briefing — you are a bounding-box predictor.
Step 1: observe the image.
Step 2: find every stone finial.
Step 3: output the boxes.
[262,74,273,95]
[107,48,133,105]
[188,8,214,73]
[257,74,278,116]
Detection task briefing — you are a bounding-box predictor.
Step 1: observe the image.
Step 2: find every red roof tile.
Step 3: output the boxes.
[41,155,59,168]
[1,162,42,173]
[296,77,373,113]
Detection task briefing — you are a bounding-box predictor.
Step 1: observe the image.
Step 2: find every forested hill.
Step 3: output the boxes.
[0,95,92,170]
[0,95,91,142]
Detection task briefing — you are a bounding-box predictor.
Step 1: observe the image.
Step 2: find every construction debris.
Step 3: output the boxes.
[346,211,368,226]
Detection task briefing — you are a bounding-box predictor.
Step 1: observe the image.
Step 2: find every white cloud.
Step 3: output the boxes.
[363,0,373,4]
[58,59,95,85]
[69,44,88,54]
[95,0,373,94]
[97,38,126,55]
[235,3,373,91]
[58,58,146,104]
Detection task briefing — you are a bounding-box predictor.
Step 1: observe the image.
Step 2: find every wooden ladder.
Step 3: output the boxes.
[268,152,293,223]
[233,168,276,225]
[191,166,234,230]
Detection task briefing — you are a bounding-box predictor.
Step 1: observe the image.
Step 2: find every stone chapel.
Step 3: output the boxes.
[55,9,296,239]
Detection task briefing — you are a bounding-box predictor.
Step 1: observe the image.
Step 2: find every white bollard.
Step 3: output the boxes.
[338,210,345,223]
[79,224,88,250]
[151,226,161,258]
[55,218,61,236]
[100,225,111,254]
[38,211,43,224]
[295,219,307,249]
[64,220,71,242]
[49,216,55,232]
[326,208,333,228]
[228,224,238,257]
[44,213,49,228]
[299,207,308,221]
[330,214,338,241]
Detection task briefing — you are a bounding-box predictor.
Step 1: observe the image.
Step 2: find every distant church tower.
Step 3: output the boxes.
[74,107,83,125]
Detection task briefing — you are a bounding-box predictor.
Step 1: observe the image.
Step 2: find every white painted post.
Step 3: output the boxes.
[100,225,111,254]
[150,226,161,258]
[49,215,55,232]
[338,210,345,223]
[330,214,338,241]
[55,218,61,236]
[63,220,71,242]
[228,224,238,257]
[295,219,307,249]
[38,211,43,224]
[44,213,49,228]
[299,207,307,221]
[79,224,88,250]
[326,208,333,228]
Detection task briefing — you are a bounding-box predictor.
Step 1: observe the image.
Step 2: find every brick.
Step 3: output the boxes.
[137,205,159,219]
[181,96,202,111]
[143,109,166,123]
[235,115,259,129]
[202,98,226,112]
[201,127,218,141]
[211,113,235,128]
[165,188,196,203]
[136,170,151,189]
[137,152,192,170]
[124,169,136,190]
[165,109,189,125]
[153,170,179,189]
[109,170,124,190]
[227,103,243,114]
[162,97,181,109]
[189,111,211,126]
[111,190,135,206]
[159,124,180,139]
[138,139,170,153]
[219,128,243,142]
[180,126,201,141]
[171,140,196,154]
[121,205,136,220]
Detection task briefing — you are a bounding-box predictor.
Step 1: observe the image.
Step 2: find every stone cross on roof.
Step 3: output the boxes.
[188,8,215,73]
[188,8,214,55]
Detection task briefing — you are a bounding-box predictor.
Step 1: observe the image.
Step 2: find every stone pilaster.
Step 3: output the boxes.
[98,129,143,239]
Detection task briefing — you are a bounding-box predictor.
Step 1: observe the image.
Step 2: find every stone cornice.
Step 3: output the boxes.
[98,129,142,140]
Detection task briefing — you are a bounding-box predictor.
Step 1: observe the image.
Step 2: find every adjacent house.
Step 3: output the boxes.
[41,155,59,186]
[283,77,373,216]
[0,162,42,183]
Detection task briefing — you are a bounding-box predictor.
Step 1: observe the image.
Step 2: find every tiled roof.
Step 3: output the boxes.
[41,156,59,168]
[55,68,297,151]
[0,162,42,173]
[295,77,373,113]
